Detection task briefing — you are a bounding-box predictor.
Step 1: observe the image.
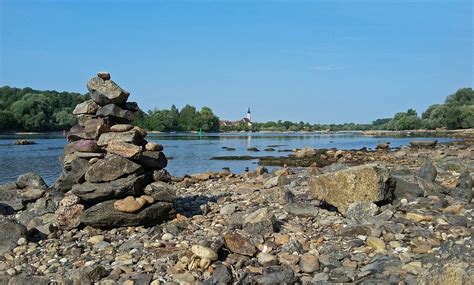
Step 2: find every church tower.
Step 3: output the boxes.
[247,107,251,122]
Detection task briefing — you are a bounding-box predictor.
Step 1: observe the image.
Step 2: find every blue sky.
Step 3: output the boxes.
[1,0,472,124]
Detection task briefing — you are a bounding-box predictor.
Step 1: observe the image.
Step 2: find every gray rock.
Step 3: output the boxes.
[69,265,108,284]
[283,203,319,217]
[253,266,296,285]
[417,178,448,197]
[143,181,176,202]
[262,187,294,204]
[134,151,168,170]
[96,104,135,123]
[85,154,143,183]
[20,188,45,203]
[87,76,130,106]
[410,140,437,148]
[417,158,437,182]
[0,189,23,211]
[80,200,173,228]
[3,274,49,285]
[243,208,277,236]
[207,265,233,285]
[16,172,47,189]
[54,157,90,192]
[345,202,379,223]
[72,173,149,204]
[152,169,171,182]
[72,100,100,115]
[97,130,139,146]
[452,171,472,203]
[393,177,424,200]
[0,219,27,254]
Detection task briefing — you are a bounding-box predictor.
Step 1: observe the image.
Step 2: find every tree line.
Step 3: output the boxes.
[0,86,87,131]
[0,86,472,132]
[133,105,220,132]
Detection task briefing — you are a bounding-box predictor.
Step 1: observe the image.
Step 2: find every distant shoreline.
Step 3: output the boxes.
[1,128,473,138]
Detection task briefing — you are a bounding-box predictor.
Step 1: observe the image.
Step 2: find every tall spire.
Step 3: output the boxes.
[247,107,251,114]
[246,107,251,122]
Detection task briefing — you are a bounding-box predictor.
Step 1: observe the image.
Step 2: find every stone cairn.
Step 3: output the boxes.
[53,72,176,229]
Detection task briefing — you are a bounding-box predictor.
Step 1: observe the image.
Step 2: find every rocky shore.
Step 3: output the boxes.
[0,74,472,284]
[1,138,472,284]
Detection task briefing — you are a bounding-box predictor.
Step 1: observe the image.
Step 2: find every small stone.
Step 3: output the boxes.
[367,237,385,252]
[257,253,277,266]
[87,235,105,245]
[191,245,218,261]
[299,253,320,273]
[220,204,237,215]
[145,142,164,151]
[162,233,174,241]
[110,124,134,132]
[97,71,111,80]
[114,196,144,213]
[406,212,432,222]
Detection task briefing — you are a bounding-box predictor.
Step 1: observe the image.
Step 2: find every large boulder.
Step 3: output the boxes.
[308,164,395,215]
[0,218,27,254]
[87,76,130,106]
[80,200,173,228]
[84,154,143,183]
[72,173,149,204]
[96,104,135,123]
[97,130,139,146]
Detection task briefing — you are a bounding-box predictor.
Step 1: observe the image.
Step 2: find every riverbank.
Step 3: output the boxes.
[0,139,472,284]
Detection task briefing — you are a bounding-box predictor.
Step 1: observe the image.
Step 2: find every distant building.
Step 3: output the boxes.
[219,108,252,127]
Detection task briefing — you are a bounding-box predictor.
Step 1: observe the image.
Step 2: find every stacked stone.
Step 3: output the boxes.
[54,72,174,228]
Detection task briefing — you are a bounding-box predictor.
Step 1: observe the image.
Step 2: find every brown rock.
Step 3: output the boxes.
[97,72,111,80]
[224,232,257,256]
[145,142,164,151]
[106,141,142,159]
[84,118,111,140]
[114,196,143,213]
[110,124,134,132]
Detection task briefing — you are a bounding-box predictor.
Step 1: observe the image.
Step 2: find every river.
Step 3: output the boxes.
[0,132,454,185]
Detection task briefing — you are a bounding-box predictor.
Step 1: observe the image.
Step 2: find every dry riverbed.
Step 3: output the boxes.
[0,140,473,284]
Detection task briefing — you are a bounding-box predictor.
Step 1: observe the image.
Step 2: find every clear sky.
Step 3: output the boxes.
[1,0,472,124]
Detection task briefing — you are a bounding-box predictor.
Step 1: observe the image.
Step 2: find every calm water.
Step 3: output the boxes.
[0,132,454,185]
